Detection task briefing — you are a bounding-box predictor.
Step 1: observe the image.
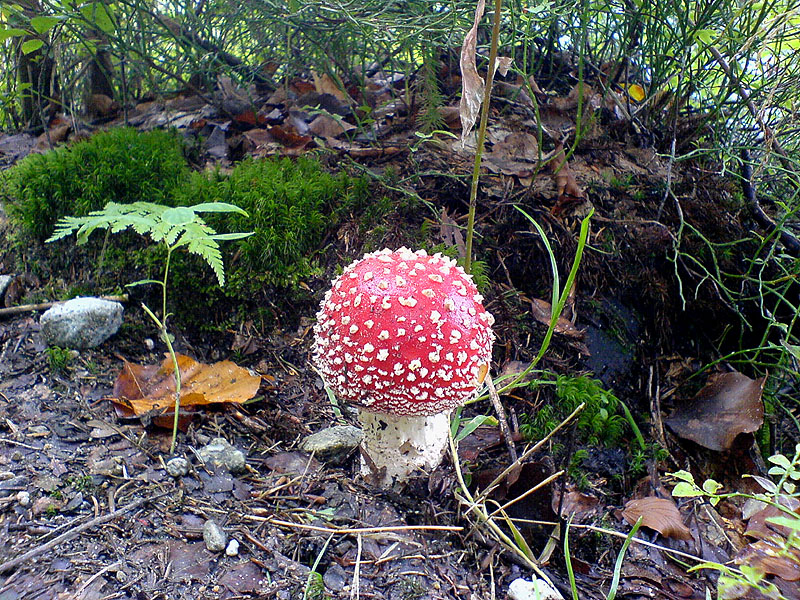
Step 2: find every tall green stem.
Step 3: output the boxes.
[464,0,504,275]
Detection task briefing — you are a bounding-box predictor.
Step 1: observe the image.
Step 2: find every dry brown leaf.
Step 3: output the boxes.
[308,114,355,139]
[665,371,765,451]
[622,497,693,540]
[530,298,584,339]
[553,489,600,518]
[312,71,350,103]
[440,208,466,259]
[459,0,486,146]
[548,144,584,212]
[111,354,261,422]
[736,538,800,582]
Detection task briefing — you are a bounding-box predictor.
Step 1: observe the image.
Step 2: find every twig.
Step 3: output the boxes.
[0,492,168,573]
[266,519,462,535]
[485,375,518,475]
[740,149,800,256]
[0,295,128,319]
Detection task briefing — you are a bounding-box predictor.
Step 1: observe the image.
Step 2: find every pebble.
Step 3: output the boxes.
[39,297,124,349]
[16,491,31,507]
[225,539,240,557]
[299,425,363,465]
[165,457,190,477]
[508,578,564,600]
[197,438,247,474]
[203,519,227,552]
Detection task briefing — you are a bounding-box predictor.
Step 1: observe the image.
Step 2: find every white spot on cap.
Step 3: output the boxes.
[365,319,374,329]
[449,329,462,344]
[364,271,373,281]
[414,324,424,332]
[354,294,363,307]
[430,310,442,323]
[428,351,440,363]
[395,276,406,286]
[377,280,389,290]
[398,296,417,307]
[422,289,435,298]
[444,298,455,311]
[364,343,375,353]
[363,374,373,385]
[378,330,389,340]
[341,315,351,325]
[428,273,443,283]
[419,367,429,378]
[377,349,389,361]
[382,298,392,309]
[409,359,422,371]
[397,328,406,336]
[349,325,359,335]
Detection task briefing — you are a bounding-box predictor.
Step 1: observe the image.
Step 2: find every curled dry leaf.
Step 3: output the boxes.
[735,538,800,582]
[111,353,261,424]
[548,144,585,213]
[458,0,486,146]
[665,371,765,451]
[621,497,693,541]
[530,298,584,339]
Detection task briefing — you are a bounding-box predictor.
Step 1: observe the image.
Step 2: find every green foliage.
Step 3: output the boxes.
[47,346,72,374]
[671,444,800,599]
[47,201,251,286]
[177,156,371,288]
[2,128,189,242]
[556,375,627,447]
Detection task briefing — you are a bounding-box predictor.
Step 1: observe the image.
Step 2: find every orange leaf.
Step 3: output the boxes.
[621,497,692,541]
[111,354,261,423]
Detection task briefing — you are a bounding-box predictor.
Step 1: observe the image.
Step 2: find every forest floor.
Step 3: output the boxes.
[1,61,799,600]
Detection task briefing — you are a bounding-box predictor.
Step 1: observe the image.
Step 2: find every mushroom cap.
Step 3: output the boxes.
[312,248,494,416]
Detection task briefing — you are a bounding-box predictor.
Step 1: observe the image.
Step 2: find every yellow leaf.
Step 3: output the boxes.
[625,83,646,102]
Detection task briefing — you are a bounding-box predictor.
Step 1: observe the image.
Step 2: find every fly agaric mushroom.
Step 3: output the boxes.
[312,248,494,487]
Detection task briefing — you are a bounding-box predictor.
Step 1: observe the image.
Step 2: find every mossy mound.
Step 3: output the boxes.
[0,128,379,327]
[2,128,190,241]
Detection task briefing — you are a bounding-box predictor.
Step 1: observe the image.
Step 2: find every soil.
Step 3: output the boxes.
[1,72,797,600]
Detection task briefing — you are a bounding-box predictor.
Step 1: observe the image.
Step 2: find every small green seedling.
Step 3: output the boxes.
[47,201,252,454]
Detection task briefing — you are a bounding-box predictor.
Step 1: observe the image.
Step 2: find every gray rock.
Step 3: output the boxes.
[323,563,347,592]
[225,539,240,557]
[16,491,31,507]
[508,578,564,600]
[40,297,124,349]
[0,275,12,301]
[197,437,247,474]
[299,425,363,465]
[203,519,227,552]
[165,457,190,477]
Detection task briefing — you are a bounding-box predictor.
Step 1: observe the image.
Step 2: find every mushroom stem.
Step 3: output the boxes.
[358,410,452,487]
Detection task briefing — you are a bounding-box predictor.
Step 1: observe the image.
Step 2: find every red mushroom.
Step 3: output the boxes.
[312,248,494,486]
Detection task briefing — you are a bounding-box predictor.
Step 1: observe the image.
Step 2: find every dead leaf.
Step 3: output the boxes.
[312,71,351,104]
[665,372,765,451]
[110,354,261,423]
[530,298,584,339]
[553,489,601,518]
[736,538,800,582]
[440,208,466,259]
[622,497,693,540]
[308,114,355,139]
[459,0,486,146]
[548,144,585,213]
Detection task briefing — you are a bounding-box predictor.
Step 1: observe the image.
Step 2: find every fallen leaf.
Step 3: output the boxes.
[665,371,765,451]
[440,207,466,259]
[308,114,355,139]
[553,489,601,518]
[736,538,800,582]
[312,71,351,104]
[547,144,585,213]
[459,0,486,146]
[111,354,261,422]
[622,497,693,540]
[530,298,584,339]
[625,83,646,102]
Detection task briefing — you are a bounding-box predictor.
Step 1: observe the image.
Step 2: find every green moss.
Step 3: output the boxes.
[2,128,189,241]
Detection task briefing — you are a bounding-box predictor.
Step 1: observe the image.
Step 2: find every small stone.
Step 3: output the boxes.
[0,471,14,480]
[197,438,247,474]
[0,275,12,301]
[225,539,240,557]
[203,519,227,552]
[508,578,564,600]
[165,457,190,477]
[323,563,347,592]
[16,491,31,507]
[299,426,364,465]
[11,451,22,462]
[40,297,124,349]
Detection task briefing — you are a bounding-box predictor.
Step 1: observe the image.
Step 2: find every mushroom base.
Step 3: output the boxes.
[358,410,451,487]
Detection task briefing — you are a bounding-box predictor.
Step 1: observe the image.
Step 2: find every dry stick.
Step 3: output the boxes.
[475,402,585,506]
[0,295,128,318]
[485,375,518,469]
[266,520,462,536]
[0,492,167,573]
[740,149,800,256]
